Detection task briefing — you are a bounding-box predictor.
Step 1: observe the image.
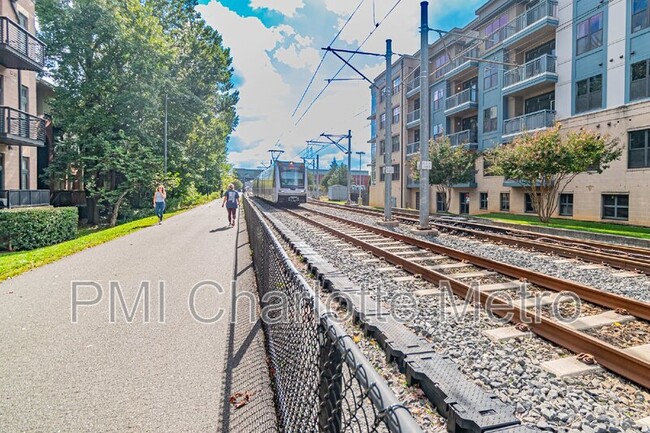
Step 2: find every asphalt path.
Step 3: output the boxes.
[0,201,238,432]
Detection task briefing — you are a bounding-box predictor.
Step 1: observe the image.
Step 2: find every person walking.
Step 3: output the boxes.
[222,184,240,227]
[153,185,166,225]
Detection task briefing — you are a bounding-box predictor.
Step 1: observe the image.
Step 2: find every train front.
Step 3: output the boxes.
[276,161,307,205]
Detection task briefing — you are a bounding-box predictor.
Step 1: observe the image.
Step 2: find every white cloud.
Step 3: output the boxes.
[274,45,320,70]
[249,0,305,17]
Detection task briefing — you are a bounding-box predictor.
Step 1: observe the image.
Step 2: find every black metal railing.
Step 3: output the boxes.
[0,106,46,144]
[244,198,423,433]
[0,189,49,208]
[0,16,45,68]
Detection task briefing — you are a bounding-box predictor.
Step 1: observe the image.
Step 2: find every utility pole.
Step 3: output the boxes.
[356,151,366,187]
[316,154,320,198]
[383,39,393,221]
[347,130,352,203]
[164,93,168,175]
[418,1,432,229]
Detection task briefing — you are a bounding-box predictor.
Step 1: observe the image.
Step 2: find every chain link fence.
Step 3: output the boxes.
[244,198,423,433]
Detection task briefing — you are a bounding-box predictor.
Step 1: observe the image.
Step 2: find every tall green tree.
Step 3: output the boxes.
[486,125,621,222]
[410,137,477,212]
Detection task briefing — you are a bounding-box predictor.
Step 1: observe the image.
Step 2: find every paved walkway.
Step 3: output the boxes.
[0,202,274,432]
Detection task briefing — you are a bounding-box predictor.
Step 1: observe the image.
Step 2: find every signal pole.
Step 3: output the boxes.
[418,1,432,229]
[383,39,393,222]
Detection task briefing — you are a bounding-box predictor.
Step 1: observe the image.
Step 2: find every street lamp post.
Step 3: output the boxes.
[355,151,365,188]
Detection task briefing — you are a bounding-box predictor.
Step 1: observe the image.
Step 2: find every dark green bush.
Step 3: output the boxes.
[0,207,78,251]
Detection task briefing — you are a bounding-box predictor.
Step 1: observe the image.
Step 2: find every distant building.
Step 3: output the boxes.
[233,168,263,184]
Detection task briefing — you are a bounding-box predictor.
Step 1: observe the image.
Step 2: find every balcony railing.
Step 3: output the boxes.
[503,109,555,136]
[447,129,478,147]
[504,54,556,88]
[406,109,421,124]
[0,189,50,209]
[0,107,46,146]
[445,88,478,111]
[406,141,420,155]
[0,16,45,70]
[406,76,420,94]
[503,1,558,42]
[436,45,482,77]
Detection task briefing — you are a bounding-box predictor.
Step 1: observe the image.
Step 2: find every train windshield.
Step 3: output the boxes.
[278,162,305,188]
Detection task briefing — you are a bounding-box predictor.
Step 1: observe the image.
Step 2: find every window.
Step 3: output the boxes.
[525,40,556,62]
[436,192,447,212]
[380,113,386,130]
[525,91,555,114]
[632,0,649,33]
[393,77,401,94]
[559,193,574,216]
[484,106,497,132]
[392,107,400,124]
[500,193,510,211]
[379,140,385,155]
[631,59,650,101]
[0,76,3,105]
[433,53,449,69]
[602,194,629,220]
[432,123,444,137]
[414,98,421,110]
[392,135,400,153]
[576,75,602,113]
[524,193,538,213]
[484,15,509,49]
[379,164,400,181]
[414,129,420,143]
[21,156,30,189]
[629,129,650,168]
[379,87,385,103]
[483,63,499,90]
[480,192,488,209]
[433,89,444,110]
[483,158,494,176]
[576,13,603,56]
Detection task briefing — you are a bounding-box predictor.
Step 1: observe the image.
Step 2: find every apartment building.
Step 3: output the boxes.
[0,0,47,208]
[369,0,650,226]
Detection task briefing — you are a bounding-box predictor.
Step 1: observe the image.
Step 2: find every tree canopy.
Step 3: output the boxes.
[37,0,238,225]
[485,125,621,222]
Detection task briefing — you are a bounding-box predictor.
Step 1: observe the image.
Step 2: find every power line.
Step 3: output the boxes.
[291,0,367,118]
[295,0,404,126]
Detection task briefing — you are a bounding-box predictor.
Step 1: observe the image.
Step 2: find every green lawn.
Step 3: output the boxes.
[0,199,214,282]
[477,213,650,240]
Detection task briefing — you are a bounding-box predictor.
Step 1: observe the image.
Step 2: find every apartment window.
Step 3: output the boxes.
[433,53,449,70]
[392,107,400,124]
[432,123,444,137]
[0,76,3,105]
[484,14,508,49]
[524,193,538,213]
[436,192,447,212]
[483,63,499,90]
[393,77,401,94]
[380,164,400,181]
[525,91,555,113]
[576,13,603,56]
[632,0,650,33]
[525,40,556,62]
[480,192,488,209]
[484,106,498,132]
[392,135,400,153]
[500,193,510,211]
[433,89,444,110]
[602,194,629,220]
[21,156,30,189]
[629,129,650,168]
[559,193,574,216]
[380,113,386,130]
[483,158,494,176]
[414,129,420,143]
[379,87,385,103]
[414,98,421,110]
[379,140,385,155]
[631,59,650,101]
[575,75,602,113]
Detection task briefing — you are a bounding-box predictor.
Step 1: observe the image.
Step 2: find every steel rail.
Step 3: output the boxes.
[283,207,650,389]
[307,200,650,275]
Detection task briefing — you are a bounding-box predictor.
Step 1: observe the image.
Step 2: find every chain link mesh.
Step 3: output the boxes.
[244,199,423,433]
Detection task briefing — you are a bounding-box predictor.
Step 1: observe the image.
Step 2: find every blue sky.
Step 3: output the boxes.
[196,0,486,169]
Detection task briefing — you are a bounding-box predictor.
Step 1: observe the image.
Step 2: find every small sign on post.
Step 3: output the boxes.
[419,161,432,170]
[383,166,395,174]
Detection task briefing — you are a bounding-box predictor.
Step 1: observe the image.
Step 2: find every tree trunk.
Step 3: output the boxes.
[108,192,128,227]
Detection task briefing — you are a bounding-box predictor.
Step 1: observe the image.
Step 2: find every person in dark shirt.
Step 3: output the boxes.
[221,183,240,227]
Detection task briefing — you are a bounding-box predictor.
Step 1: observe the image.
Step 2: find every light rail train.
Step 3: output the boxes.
[253,160,307,205]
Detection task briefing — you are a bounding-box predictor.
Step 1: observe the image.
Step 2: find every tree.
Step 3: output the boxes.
[485,125,621,222]
[409,137,477,212]
[327,164,348,187]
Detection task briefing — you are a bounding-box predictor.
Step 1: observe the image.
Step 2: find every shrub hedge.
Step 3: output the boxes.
[0,207,78,251]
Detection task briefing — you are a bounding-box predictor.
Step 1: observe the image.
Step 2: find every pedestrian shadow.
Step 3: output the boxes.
[210,226,232,233]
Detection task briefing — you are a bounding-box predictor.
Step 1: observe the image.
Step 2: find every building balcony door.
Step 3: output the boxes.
[459,192,470,214]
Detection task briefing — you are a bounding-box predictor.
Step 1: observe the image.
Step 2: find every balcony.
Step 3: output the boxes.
[441,46,481,80]
[406,76,420,98]
[406,141,420,156]
[0,17,45,71]
[0,107,46,146]
[501,1,558,49]
[447,129,478,150]
[444,88,478,116]
[0,189,50,209]
[503,109,555,138]
[503,55,557,96]
[407,176,419,189]
[406,109,420,128]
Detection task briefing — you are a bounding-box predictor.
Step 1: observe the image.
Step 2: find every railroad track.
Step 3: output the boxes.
[273,204,650,390]
[307,200,650,275]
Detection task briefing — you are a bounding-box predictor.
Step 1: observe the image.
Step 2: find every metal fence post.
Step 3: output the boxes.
[318,324,343,433]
